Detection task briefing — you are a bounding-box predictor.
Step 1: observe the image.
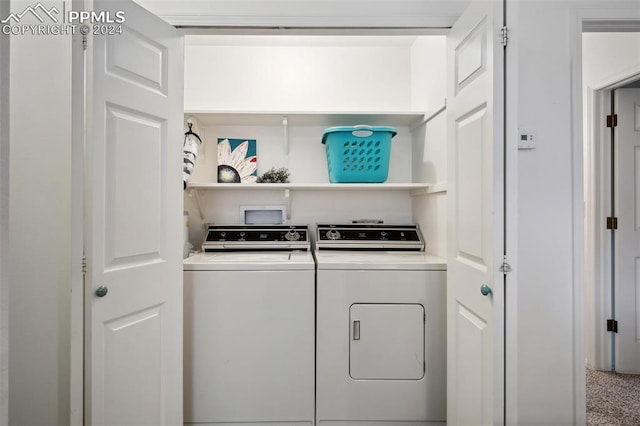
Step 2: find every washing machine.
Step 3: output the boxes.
[314,224,447,426]
[184,224,315,426]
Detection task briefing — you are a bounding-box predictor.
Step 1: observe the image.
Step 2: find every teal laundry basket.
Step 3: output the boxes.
[321,125,397,183]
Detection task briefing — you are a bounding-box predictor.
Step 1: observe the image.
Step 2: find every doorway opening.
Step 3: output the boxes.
[582,30,640,424]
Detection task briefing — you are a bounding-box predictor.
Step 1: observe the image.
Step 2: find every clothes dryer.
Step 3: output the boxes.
[314,224,446,426]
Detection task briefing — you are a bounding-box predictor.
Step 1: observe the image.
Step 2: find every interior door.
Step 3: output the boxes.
[85,1,184,424]
[615,88,640,374]
[446,0,504,424]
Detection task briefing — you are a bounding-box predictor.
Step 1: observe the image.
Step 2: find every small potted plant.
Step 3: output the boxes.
[256,167,290,183]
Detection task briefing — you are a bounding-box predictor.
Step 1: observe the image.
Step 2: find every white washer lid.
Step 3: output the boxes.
[183,251,315,271]
[314,250,446,271]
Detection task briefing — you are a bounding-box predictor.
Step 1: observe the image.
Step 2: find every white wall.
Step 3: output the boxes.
[583,33,640,88]
[410,36,446,112]
[409,37,447,258]
[185,34,449,113]
[516,2,579,424]
[0,1,9,423]
[184,35,414,112]
[8,1,72,424]
[411,111,447,258]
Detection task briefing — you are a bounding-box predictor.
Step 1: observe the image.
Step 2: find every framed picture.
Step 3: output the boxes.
[217,138,257,183]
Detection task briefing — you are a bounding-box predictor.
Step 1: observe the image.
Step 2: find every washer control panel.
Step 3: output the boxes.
[202,224,309,251]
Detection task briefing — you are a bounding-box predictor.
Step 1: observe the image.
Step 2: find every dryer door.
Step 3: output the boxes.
[349,303,425,380]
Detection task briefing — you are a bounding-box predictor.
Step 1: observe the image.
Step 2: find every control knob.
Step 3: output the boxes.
[285,230,301,241]
[326,229,341,240]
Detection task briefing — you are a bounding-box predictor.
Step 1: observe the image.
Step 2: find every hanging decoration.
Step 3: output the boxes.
[183,121,202,190]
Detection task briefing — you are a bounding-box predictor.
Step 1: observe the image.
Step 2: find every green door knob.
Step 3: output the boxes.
[480,284,492,296]
[96,286,108,298]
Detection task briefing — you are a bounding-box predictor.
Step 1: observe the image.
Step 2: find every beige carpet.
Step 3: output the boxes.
[587,367,640,425]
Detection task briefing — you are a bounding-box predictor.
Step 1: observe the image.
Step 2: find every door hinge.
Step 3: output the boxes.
[606,217,618,230]
[606,114,618,128]
[499,255,512,273]
[82,256,87,275]
[500,26,509,47]
[82,33,87,51]
[607,319,618,333]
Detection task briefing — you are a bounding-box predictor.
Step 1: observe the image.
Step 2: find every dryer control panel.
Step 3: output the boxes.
[316,224,424,251]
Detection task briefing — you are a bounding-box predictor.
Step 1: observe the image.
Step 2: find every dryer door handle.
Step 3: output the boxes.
[353,320,360,340]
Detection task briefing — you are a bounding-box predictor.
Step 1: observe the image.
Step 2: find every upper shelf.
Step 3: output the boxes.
[187,182,447,195]
[184,110,427,127]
